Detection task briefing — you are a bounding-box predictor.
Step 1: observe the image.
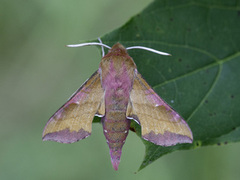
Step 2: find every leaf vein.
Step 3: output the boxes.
[186,63,222,122]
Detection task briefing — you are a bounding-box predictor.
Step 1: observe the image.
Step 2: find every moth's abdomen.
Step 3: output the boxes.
[102,111,130,170]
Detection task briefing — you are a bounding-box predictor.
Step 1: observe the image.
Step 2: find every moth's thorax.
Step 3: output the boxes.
[99,43,135,113]
[99,43,136,85]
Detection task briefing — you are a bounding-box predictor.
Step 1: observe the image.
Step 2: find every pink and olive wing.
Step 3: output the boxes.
[42,70,105,143]
[127,71,193,146]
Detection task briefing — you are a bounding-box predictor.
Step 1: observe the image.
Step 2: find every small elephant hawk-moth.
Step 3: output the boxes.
[42,39,193,170]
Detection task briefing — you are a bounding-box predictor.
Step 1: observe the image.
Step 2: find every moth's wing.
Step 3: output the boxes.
[42,70,105,143]
[127,71,193,146]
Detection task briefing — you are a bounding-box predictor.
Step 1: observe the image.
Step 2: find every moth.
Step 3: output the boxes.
[42,39,193,170]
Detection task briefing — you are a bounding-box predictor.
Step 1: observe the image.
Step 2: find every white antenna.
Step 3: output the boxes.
[67,39,171,56]
[126,46,171,56]
[66,42,111,49]
[98,38,105,57]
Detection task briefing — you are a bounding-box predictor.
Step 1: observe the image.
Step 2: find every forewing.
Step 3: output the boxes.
[127,71,193,146]
[42,70,105,143]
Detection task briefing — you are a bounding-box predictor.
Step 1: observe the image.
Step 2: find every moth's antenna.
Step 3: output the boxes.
[126,46,171,56]
[67,42,111,49]
[67,41,170,56]
[98,38,105,57]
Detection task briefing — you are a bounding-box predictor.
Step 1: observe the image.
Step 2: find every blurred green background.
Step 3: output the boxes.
[1,0,240,179]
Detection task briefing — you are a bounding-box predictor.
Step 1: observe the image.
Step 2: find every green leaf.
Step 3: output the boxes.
[100,0,240,170]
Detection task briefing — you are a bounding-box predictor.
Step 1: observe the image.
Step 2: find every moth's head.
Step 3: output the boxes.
[108,43,128,56]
